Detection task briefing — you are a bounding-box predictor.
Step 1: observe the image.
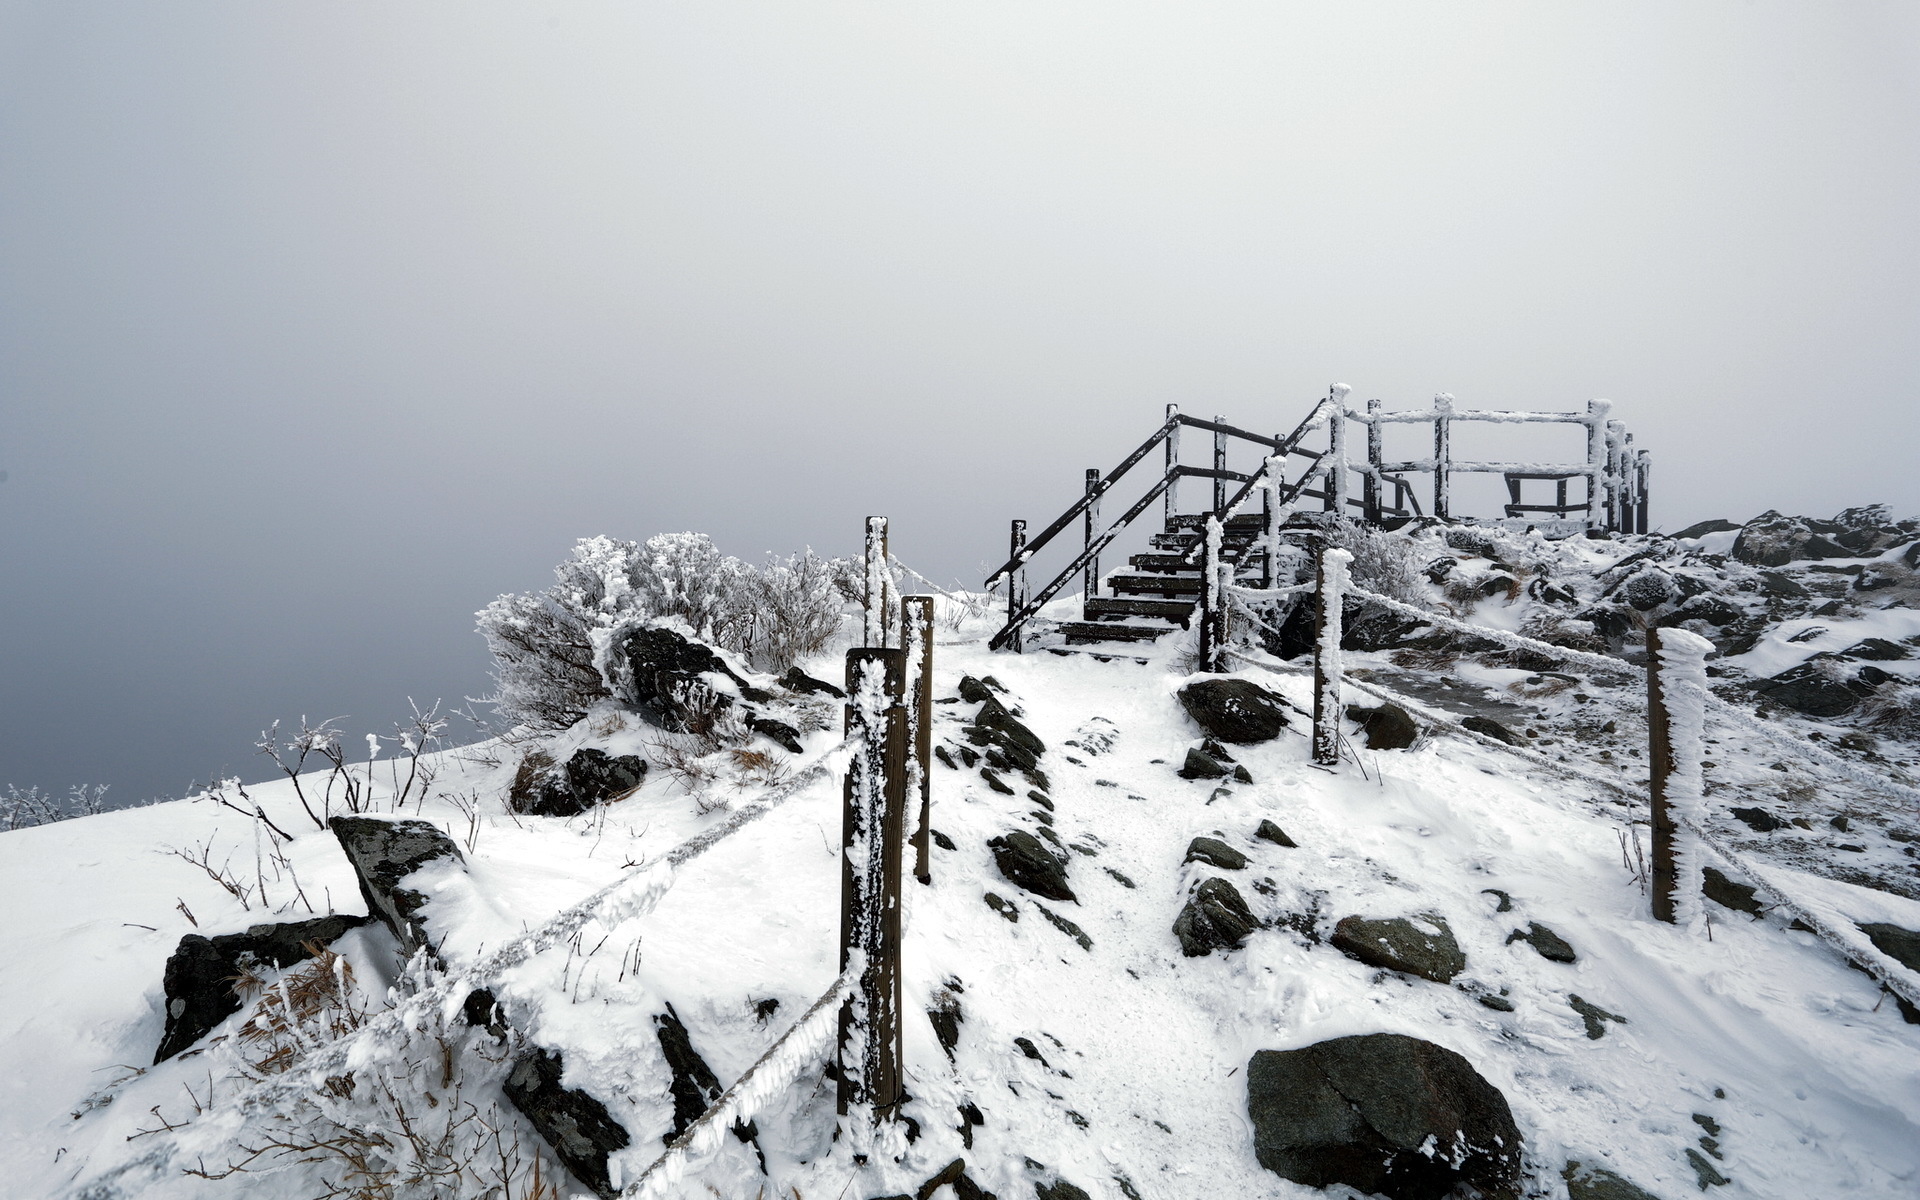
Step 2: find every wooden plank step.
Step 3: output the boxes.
[1085,597,1195,621]
[1165,512,1268,531]
[1106,573,1202,596]
[1058,621,1172,644]
[1129,551,1267,573]
[1146,533,1260,552]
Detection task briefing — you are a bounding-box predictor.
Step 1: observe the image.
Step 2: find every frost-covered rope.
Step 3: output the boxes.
[1226,581,1314,601]
[1341,584,1637,677]
[1683,819,1920,1012]
[621,966,856,1198]
[1225,647,1920,1010]
[66,735,855,1199]
[1671,679,1920,807]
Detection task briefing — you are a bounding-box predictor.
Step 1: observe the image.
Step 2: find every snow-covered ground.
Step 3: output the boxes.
[4,612,1919,1200]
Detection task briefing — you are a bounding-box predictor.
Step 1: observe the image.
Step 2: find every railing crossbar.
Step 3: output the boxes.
[985,415,1178,588]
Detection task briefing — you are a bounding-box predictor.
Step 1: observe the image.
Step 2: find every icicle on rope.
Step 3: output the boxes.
[623,968,859,1198]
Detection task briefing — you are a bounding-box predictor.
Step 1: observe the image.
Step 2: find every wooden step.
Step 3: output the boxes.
[1165,512,1268,531]
[1146,533,1260,553]
[1058,621,1174,644]
[1084,597,1195,622]
[1106,573,1202,596]
[1129,551,1267,573]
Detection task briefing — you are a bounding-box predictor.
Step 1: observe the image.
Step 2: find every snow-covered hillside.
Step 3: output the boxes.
[4,512,1918,1200]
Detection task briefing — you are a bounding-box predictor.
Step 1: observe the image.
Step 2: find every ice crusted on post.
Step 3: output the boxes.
[1657,627,1714,928]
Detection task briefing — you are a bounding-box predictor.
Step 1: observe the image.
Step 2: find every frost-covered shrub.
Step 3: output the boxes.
[1,783,109,831]
[1859,681,1920,737]
[479,535,856,730]
[1325,519,1427,604]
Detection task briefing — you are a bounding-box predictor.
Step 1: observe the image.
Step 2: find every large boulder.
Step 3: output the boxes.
[154,913,369,1062]
[513,748,649,817]
[329,816,465,957]
[1349,701,1419,750]
[504,1047,632,1199]
[1563,1160,1666,1200]
[1176,679,1290,744]
[1247,1033,1522,1200]
[1172,877,1257,956]
[989,830,1074,903]
[1331,914,1466,983]
[1751,662,1880,718]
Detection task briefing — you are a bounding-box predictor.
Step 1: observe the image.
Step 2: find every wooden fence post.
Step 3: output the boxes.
[1363,398,1382,524]
[1326,399,1347,516]
[1646,626,1712,925]
[902,596,935,886]
[1312,545,1352,766]
[1636,450,1651,534]
[1083,467,1102,601]
[1164,403,1181,526]
[1431,394,1453,522]
[1006,519,1027,654]
[1199,515,1228,673]
[839,648,907,1120]
[863,517,890,648]
[1585,399,1611,532]
[1212,415,1228,512]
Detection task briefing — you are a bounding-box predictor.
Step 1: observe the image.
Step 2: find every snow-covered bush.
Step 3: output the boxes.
[1,783,109,830]
[479,535,855,730]
[1324,518,1426,604]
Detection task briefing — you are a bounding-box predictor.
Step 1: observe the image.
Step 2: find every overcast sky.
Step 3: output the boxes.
[3,2,1917,808]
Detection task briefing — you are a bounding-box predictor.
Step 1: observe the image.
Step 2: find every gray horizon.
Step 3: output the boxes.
[3,2,1917,808]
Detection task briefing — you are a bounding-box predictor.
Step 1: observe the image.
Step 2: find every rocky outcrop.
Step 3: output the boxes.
[503,1047,632,1199]
[1331,914,1466,983]
[1176,679,1289,744]
[1349,701,1419,750]
[654,1003,763,1166]
[329,815,465,957]
[512,748,648,817]
[606,622,798,751]
[154,913,369,1062]
[989,830,1074,903]
[1247,1033,1522,1200]
[1173,877,1256,957]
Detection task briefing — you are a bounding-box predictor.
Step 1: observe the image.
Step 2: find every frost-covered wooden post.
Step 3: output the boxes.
[1261,454,1284,590]
[1212,414,1228,512]
[1005,519,1028,654]
[1164,403,1182,525]
[1647,627,1711,925]
[839,648,907,1120]
[863,516,891,648]
[1083,467,1102,602]
[1312,545,1352,766]
[1584,399,1611,532]
[1326,398,1348,516]
[1635,450,1652,534]
[1363,398,1383,524]
[1199,515,1228,673]
[1431,393,1453,522]
[1606,421,1628,532]
[901,596,935,886]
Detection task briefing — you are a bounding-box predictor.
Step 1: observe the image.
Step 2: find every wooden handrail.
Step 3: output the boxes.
[983,413,1178,589]
[987,473,1175,651]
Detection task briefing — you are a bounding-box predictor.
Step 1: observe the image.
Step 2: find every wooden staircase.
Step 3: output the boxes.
[1056,512,1276,646]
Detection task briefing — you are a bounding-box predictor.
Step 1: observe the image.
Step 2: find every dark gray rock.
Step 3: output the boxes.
[1461,715,1524,745]
[462,988,510,1041]
[1507,921,1577,963]
[745,715,803,754]
[609,622,745,730]
[1247,1033,1522,1200]
[329,815,465,956]
[1178,747,1231,780]
[1844,637,1909,661]
[957,675,995,704]
[1858,922,1920,972]
[1035,1179,1092,1200]
[1563,1160,1666,1200]
[974,696,1046,758]
[514,749,650,817]
[1685,1148,1730,1189]
[1568,994,1628,1039]
[654,1003,762,1165]
[1036,904,1093,951]
[1703,867,1763,916]
[1255,819,1297,848]
[1331,914,1466,983]
[1728,806,1786,832]
[989,831,1074,903]
[1184,836,1248,870]
[1733,511,1816,567]
[779,666,844,698]
[928,993,962,1060]
[1672,519,1740,541]
[1176,679,1289,744]
[153,912,372,1063]
[1751,663,1877,718]
[1173,877,1256,956]
[1349,701,1418,750]
[504,1047,632,1198]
